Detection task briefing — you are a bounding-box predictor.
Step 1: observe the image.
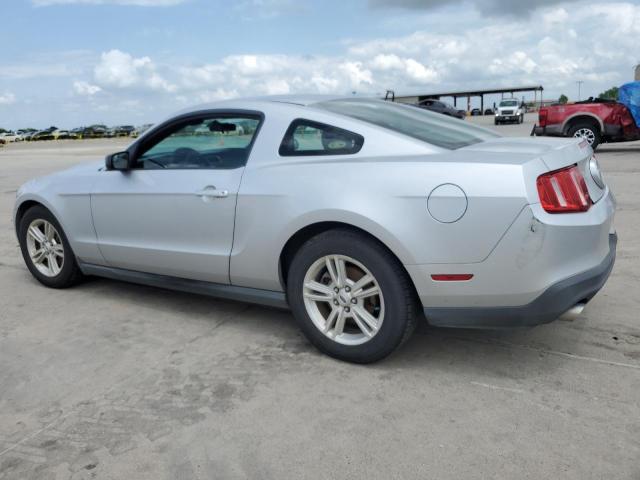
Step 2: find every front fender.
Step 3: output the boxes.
[14,183,67,239]
[13,166,105,265]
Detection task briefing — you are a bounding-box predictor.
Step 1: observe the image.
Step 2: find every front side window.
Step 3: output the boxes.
[279,119,364,156]
[134,115,261,169]
[315,98,499,150]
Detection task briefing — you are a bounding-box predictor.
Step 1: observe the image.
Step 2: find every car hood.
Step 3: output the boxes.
[54,160,105,176]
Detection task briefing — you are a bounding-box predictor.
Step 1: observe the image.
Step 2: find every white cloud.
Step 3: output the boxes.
[94,49,176,92]
[197,88,241,103]
[7,1,640,127]
[73,80,102,96]
[0,93,16,105]
[176,54,377,97]
[33,0,186,6]
[339,61,373,88]
[542,7,569,26]
[371,54,438,83]
[75,0,640,110]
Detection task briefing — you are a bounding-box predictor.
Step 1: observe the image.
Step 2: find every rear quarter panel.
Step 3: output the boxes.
[230,153,534,291]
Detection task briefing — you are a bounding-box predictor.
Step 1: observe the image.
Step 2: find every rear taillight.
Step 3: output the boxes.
[536,165,592,213]
[538,108,548,127]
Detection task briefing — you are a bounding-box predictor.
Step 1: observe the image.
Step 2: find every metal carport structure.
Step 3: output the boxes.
[393,85,544,113]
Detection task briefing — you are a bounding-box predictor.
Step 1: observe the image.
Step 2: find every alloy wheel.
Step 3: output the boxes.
[573,127,596,145]
[26,219,64,277]
[302,254,385,346]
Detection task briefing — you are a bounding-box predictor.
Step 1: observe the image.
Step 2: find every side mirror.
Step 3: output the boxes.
[105,151,131,171]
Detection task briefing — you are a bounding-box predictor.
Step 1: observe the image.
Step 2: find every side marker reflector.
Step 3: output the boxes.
[431,274,474,281]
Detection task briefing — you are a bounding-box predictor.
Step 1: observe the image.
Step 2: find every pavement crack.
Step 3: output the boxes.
[186,304,252,345]
[0,414,71,459]
[449,334,640,371]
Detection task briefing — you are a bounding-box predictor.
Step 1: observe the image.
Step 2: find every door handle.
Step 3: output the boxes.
[196,186,229,199]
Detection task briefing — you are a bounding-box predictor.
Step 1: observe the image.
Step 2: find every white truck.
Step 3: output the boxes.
[495,98,525,125]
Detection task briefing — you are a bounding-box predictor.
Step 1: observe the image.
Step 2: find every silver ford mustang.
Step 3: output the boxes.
[13,96,617,363]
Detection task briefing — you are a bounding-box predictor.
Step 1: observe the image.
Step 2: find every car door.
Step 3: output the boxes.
[91,111,263,284]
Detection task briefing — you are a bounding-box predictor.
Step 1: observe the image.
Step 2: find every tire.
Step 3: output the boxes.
[494,119,499,125]
[18,205,83,288]
[519,114,524,124]
[568,121,601,150]
[286,229,418,363]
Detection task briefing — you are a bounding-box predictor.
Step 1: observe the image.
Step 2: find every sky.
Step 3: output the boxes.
[0,0,639,129]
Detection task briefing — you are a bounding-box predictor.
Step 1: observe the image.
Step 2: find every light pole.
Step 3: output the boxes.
[576,80,584,101]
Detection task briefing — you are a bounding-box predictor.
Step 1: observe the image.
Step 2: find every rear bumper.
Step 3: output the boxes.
[423,233,617,328]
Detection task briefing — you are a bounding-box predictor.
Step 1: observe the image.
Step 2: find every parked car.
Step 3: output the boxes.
[31,130,55,141]
[104,128,117,138]
[416,99,466,119]
[470,108,481,116]
[13,96,616,363]
[71,127,86,139]
[495,99,525,124]
[53,130,72,140]
[22,130,37,141]
[87,125,107,138]
[484,108,494,115]
[131,124,153,138]
[116,125,135,137]
[0,132,21,143]
[533,97,640,150]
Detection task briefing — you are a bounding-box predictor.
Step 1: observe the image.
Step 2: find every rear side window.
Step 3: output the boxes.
[315,98,499,150]
[279,119,364,156]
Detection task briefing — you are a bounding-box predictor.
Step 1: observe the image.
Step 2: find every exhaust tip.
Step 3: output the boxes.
[560,302,586,321]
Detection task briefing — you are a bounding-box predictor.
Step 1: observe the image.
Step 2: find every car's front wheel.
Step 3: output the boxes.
[18,205,83,288]
[287,229,417,363]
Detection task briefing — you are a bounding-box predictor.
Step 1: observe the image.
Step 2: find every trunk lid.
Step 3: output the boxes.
[462,136,606,203]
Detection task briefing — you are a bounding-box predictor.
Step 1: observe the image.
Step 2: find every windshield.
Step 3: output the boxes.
[314,98,499,150]
[500,100,518,107]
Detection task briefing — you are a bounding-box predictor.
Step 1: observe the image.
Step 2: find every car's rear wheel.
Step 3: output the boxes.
[18,206,83,288]
[568,121,601,150]
[287,229,417,363]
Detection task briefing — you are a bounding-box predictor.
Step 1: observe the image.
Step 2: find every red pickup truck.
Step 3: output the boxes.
[533,98,640,149]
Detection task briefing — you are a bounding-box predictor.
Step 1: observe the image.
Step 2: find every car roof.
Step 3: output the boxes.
[173,94,369,115]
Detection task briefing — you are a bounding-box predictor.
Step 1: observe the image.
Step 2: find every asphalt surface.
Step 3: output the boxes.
[1,114,639,479]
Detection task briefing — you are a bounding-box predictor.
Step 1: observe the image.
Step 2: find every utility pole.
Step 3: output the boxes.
[576,80,584,101]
